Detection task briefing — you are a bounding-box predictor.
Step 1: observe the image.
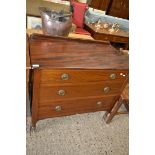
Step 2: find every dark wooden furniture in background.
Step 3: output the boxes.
[90,0,129,19]
[106,0,129,19]
[28,34,129,128]
[84,23,129,49]
[90,0,110,11]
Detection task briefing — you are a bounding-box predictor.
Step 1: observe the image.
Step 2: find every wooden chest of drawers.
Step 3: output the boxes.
[29,34,129,128]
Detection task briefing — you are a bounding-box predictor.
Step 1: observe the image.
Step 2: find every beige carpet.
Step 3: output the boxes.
[26,111,128,155]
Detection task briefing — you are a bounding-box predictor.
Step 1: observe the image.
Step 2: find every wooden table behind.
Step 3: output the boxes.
[84,23,129,49]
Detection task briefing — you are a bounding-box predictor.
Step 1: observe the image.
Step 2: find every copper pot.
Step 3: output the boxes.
[39,7,72,37]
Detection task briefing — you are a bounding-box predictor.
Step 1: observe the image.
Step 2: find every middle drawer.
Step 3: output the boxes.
[39,81,123,102]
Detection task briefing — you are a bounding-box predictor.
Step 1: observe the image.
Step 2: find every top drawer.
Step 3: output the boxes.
[40,69,128,84]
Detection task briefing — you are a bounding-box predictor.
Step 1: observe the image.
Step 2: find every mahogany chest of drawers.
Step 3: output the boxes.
[28,34,129,128]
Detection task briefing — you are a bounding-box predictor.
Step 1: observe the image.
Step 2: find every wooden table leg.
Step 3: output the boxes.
[104,97,123,124]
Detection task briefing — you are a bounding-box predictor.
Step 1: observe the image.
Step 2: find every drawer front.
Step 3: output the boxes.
[39,81,123,102]
[38,96,119,119]
[40,69,128,84]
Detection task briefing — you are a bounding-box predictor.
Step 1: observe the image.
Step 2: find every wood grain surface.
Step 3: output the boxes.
[38,95,119,119]
[39,81,124,102]
[40,69,128,84]
[29,34,129,69]
[31,69,41,127]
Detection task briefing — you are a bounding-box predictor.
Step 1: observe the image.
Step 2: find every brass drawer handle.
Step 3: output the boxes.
[58,89,65,96]
[97,101,102,106]
[55,105,61,111]
[61,73,69,80]
[104,87,111,94]
[109,73,116,80]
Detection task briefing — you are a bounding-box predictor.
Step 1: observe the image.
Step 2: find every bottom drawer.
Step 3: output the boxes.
[38,96,119,119]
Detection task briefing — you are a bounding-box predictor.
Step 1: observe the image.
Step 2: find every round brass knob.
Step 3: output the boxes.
[109,73,116,80]
[104,87,111,94]
[58,89,65,96]
[97,101,102,106]
[61,73,69,80]
[55,105,61,111]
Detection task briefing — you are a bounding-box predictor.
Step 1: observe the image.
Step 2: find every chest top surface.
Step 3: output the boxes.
[29,34,128,70]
